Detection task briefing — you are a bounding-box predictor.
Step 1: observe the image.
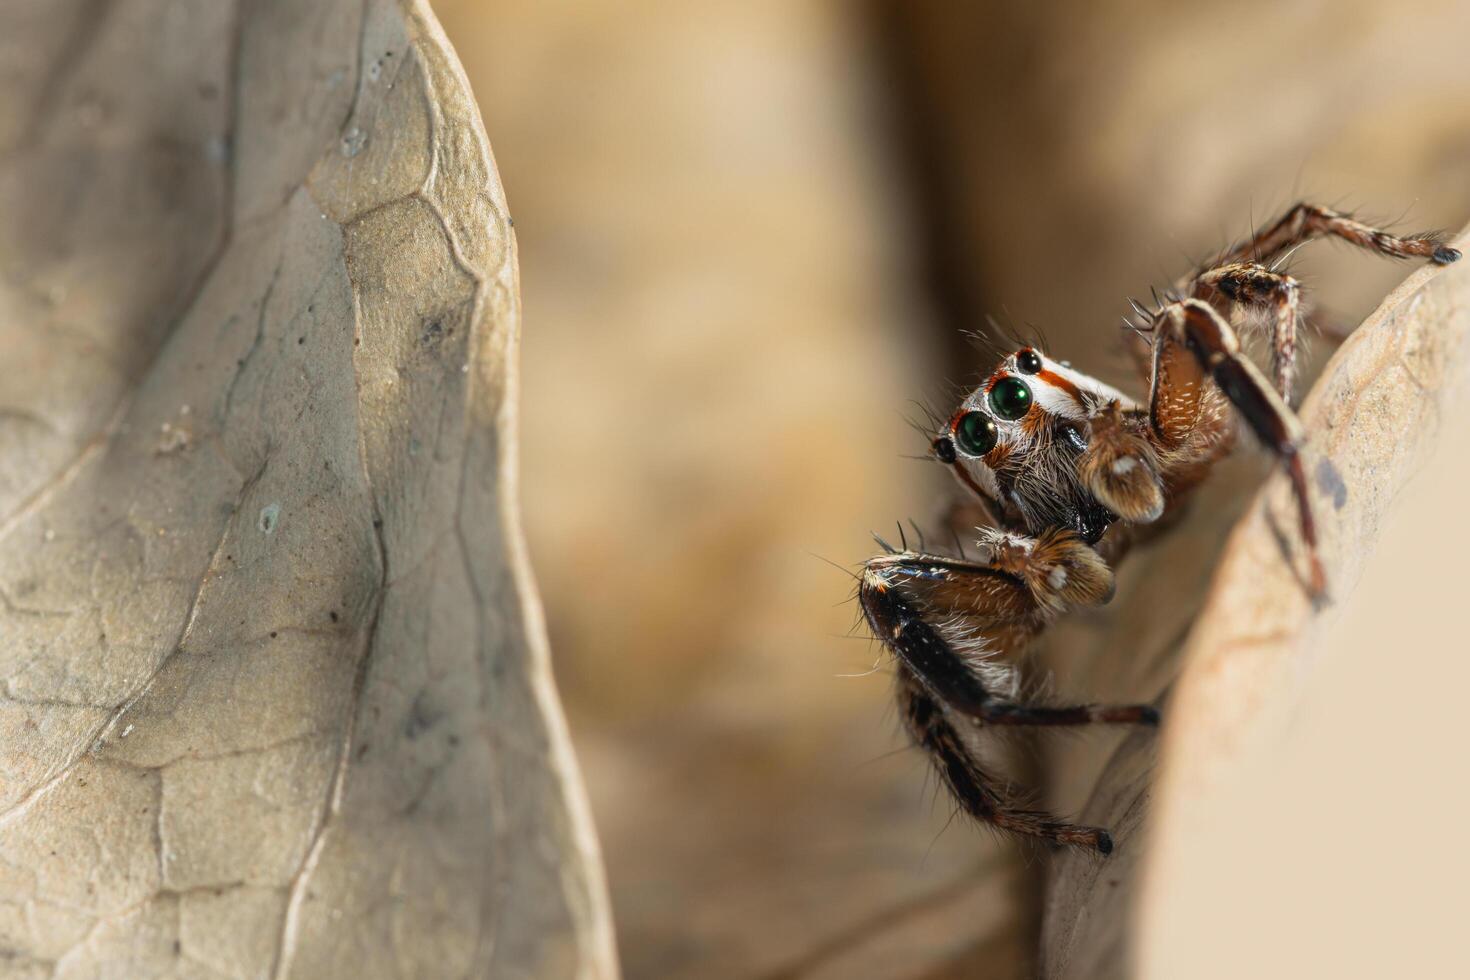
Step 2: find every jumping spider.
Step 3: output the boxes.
[860,203,1460,854]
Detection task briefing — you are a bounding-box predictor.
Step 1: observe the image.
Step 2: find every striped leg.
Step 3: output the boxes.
[860,531,1156,853]
[895,665,1116,853]
[1198,202,1460,271]
[1151,299,1325,596]
[1195,261,1303,402]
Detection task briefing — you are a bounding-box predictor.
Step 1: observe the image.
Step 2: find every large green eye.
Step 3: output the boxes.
[955,411,997,456]
[988,376,1033,420]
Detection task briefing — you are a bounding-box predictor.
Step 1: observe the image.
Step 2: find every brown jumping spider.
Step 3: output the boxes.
[860,203,1460,854]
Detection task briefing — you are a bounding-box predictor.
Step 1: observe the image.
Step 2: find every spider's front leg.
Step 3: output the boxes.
[861,529,1157,854]
[1186,203,1462,403]
[1195,262,1304,402]
[1201,202,1460,272]
[1151,298,1327,595]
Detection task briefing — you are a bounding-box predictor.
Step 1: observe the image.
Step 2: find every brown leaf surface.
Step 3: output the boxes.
[1037,229,1470,979]
[0,2,614,978]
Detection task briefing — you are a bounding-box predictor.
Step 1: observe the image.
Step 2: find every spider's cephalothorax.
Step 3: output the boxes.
[935,349,1141,544]
[860,202,1460,854]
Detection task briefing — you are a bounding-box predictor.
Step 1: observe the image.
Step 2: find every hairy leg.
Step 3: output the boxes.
[861,530,1155,852]
[895,665,1118,853]
[1151,298,1325,596]
[1197,201,1460,273]
[1194,261,1303,401]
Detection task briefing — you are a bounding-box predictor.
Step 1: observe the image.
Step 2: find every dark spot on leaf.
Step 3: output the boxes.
[1315,458,1347,510]
[405,691,443,739]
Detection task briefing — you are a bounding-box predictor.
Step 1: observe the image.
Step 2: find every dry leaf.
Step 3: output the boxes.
[0,1,615,977]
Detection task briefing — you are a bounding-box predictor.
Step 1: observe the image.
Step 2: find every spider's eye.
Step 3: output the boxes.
[988,377,1033,420]
[933,436,957,463]
[1015,349,1043,374]
[955,411,997,457]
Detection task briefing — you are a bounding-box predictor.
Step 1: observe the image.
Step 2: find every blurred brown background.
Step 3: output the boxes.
[434,2,1470,977]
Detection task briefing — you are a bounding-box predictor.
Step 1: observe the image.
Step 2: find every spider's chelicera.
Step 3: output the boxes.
[860,202,1460,854]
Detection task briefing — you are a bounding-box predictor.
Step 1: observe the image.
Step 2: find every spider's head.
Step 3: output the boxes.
[932,347,1132,544]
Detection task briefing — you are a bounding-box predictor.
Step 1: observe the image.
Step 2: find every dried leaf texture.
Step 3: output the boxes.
[0,2,615,978]
[1037,230,1470,979]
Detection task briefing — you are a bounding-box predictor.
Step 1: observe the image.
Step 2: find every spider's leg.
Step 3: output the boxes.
[1195,261,1303,402]
[860,530,1155,853]
[1185,201,1464,403]
[1196,201,1460,274]
[1152,299,1326,597]
[895,665,1115,854]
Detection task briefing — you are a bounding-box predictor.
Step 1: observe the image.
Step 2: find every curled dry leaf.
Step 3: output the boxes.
[0,1,615,978]
[1034,229,1470,979]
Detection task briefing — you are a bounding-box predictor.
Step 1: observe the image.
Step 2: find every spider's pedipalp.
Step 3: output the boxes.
[1077,403,1165,524]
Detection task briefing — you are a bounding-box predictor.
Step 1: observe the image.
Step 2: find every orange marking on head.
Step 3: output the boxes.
[1037,368,1083,406]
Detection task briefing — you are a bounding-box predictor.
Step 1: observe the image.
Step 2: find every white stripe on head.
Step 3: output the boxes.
[1033,354,1137,412]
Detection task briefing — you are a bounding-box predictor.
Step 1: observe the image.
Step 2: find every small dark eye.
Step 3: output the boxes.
[933,436,957,463]
[1016,349,1043,374]
[955,411,997,457]
[988,376,1033,420]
